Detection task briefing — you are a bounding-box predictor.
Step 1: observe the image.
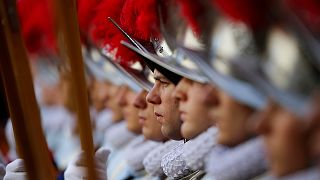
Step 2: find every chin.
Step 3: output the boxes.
[217,134,235,147]
[142,130,151,139]
[181,129,197,140]
[143,134,152,140]
[182,123,203,140]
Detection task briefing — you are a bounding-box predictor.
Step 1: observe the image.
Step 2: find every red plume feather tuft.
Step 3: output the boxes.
[17,0,56,54]
[176,0,205,36]
[77,0,101,37]
[120,0,159,41]
[119,0,136,36]
[90,0,126,46]
[212,0,270,30]
[108,33,143,67]
[90,0,142,66]
[135,0,160,41]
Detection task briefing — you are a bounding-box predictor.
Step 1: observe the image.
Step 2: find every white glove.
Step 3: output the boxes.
[4,159,28,180]
[64,148,110,180]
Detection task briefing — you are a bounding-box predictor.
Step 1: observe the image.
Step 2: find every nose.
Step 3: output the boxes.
[134,90,147,109]
[172,78,188,102]
[146,85,161,105]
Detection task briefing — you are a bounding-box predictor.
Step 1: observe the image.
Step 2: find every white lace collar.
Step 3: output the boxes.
[161,140,192,179]
[205,137,268,180]
[103,121,136,150]
[125,136,161,172]
[182,127,218,171]
[143,140,181,177]
[264,166,320,180]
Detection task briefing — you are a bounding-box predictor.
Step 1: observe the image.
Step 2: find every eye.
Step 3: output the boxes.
[159,80,170,86]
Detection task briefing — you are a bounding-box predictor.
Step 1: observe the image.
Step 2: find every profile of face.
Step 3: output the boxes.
[106,84,124,122]
[118,86,142,134]
[134,90,167,142]
[173,78,218,139]
[90,80,110,112]
[255,101,309,176]
[146,69,183,140]
[214,90,254,147]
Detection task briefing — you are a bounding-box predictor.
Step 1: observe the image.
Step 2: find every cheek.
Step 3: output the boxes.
[218,102,233,128]
[147,109,156,123]
[148,118,161,133]
[277,119,303,145]
[162,90,179,116]
[218,103,247,137]
[128,106,139,118]
[191,91,215,118]
[143,108,156,126]
[186,98,209,123]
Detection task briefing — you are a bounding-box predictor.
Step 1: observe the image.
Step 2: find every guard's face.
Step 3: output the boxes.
[255,101,309,176]
[134,90,167,142]
[173,78,218,139]
[107,84,124,122]
[119,86,142,134]
[214,90,254,147]
[90,80,110,112]
[146,70,183,140]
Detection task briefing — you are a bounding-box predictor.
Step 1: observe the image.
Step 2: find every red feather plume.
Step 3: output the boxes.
[176,0,205,36]
[107,33,143,67]
[90,0,126,46]
[120,0,160,41]
[212,0,271,30]
[77,0,101,38]
[17,0,56,54]
[90,0,143,67]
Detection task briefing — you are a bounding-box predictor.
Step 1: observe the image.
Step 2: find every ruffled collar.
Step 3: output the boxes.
[182,127,218,171]
[161,140,192,179]
[124,136,160,172]
[205,137,268,180]
[143,140,181,177]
